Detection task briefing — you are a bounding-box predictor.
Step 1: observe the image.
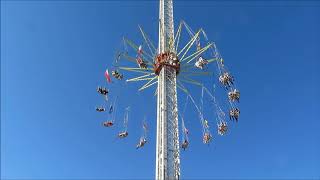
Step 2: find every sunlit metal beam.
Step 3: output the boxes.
[126,73,156,82]
[124,37,154,62]
[138,25,157,56]
[119,66,152,74]
[183,43,212,63]
[177,29,201,57]
[139,77,158,91]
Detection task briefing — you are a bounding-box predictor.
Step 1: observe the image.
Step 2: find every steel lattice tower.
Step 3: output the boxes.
[156,0,180,179]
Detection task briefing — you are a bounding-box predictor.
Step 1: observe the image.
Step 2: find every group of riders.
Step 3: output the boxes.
[98,47,151,149]
[189,53,240,147]
[192,44,241,125]
[96,83,148,149]
[96,85,149,149]
[181,119,228,149]
[219,69,241,122]
[95,44,240,150]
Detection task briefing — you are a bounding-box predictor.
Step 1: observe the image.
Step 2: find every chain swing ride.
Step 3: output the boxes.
[95,0,240,179]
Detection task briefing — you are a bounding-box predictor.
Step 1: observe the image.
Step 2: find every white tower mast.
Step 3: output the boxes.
[156,0,180,179]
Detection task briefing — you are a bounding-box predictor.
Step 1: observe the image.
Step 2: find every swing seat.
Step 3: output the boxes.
[96,107,105,112]
[136,139,147,149]
[103,121,114,127]
[181,140,189,149]
[203,133,212,144]
[118,131,128,138]
[137,58,148,69]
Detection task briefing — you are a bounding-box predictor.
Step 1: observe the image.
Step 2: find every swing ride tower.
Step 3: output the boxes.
[155,0,180,179]
[104,0,240,178]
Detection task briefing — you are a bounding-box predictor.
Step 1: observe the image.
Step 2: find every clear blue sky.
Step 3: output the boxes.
[1,1,319,179]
